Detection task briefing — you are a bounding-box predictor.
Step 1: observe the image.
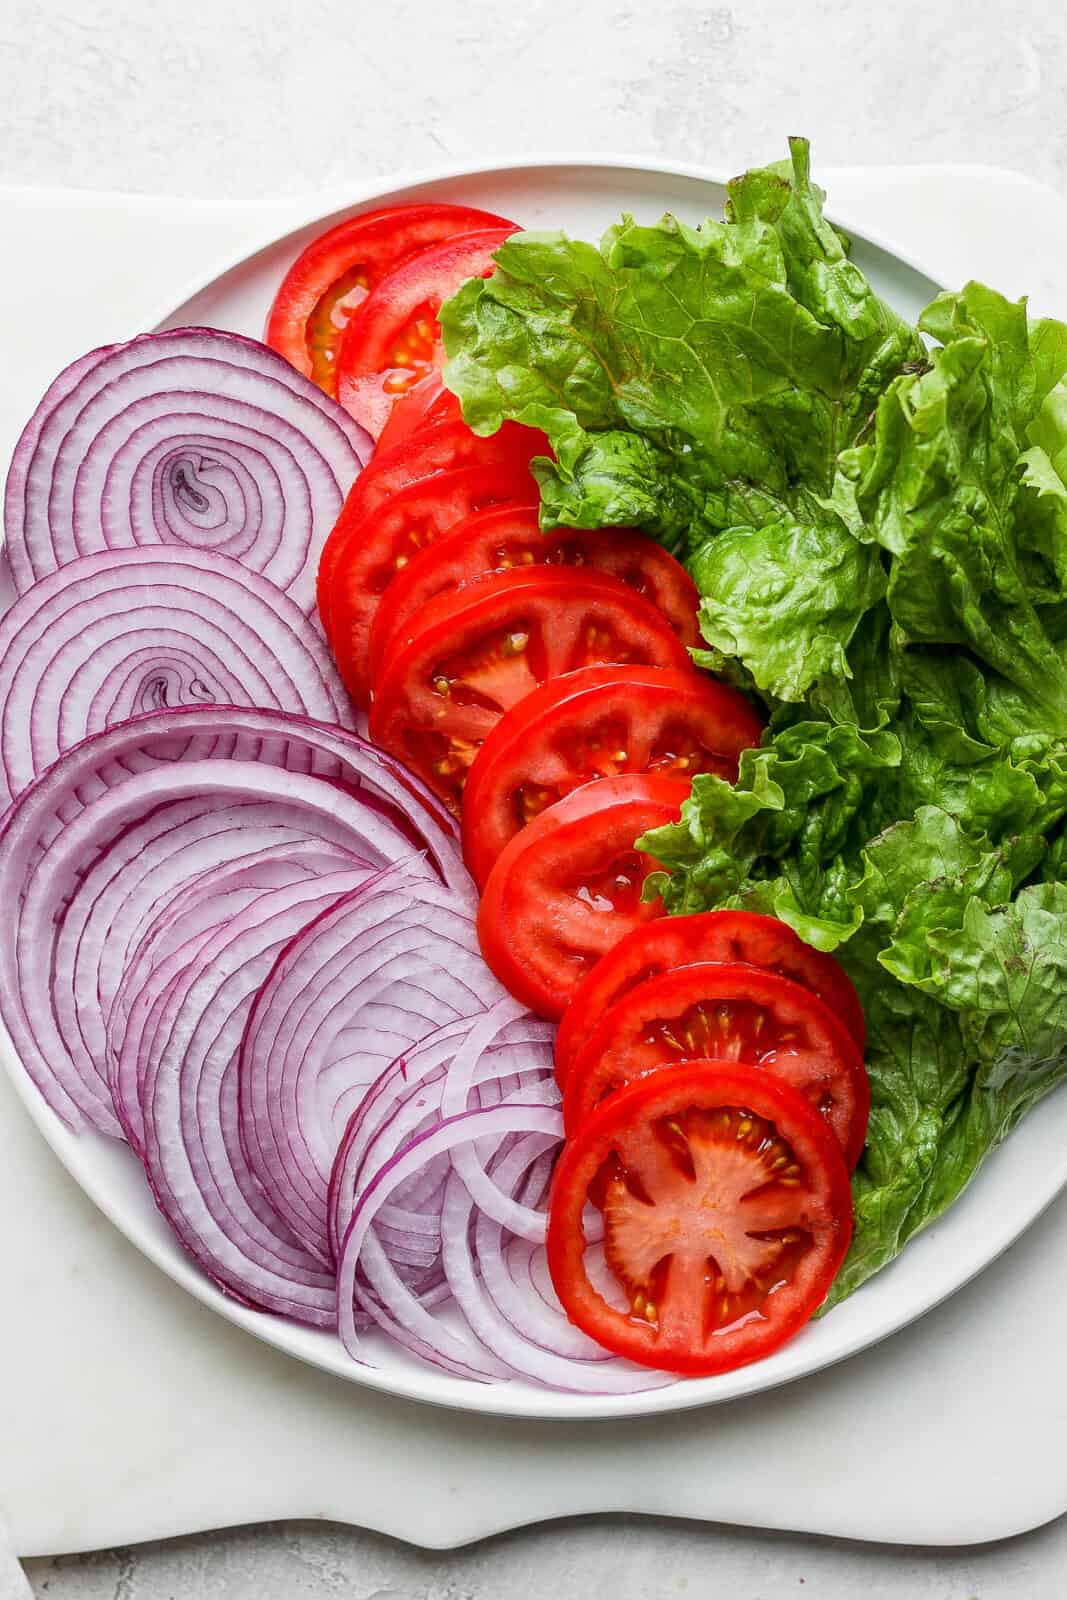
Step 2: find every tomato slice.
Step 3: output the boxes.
[373,373,462,456]
[562,960,869,1166]
[265,203,513,396]
[463,662,764,889]
[475,773,690,1018]
[336,227,518,436]
[546,1062,853,1376]
[555,910,865,1081]
[369,570,694,811]
[461,665,762,888]
[368,509,702,680]
[316,419,546,650]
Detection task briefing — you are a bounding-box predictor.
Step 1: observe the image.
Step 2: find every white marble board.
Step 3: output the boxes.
[2,164,1067,1557]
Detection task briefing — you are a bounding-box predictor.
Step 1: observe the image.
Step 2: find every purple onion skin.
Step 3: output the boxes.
[3,328,373,608]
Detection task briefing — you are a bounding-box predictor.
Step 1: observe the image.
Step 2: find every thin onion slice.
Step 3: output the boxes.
[0,547,355,806]
[0,706,468,1131]
[109,842,378,1150]
[240,870,502,1263]
[441,1140,672,1392]
[61,804,370,1135]
[137,870,372,1325]
[327,1008,555,1266]
[3,328,372,610]
[336,1102,564,1372]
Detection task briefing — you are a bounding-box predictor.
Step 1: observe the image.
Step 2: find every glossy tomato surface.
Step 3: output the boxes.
[368,510,701,679]
[562,960,869,1166]
[475,773,691,1018]
[318,417,547,635]
[461,665,762,888]
[373,373,461,455]
[547,1062,853,1376]
[336,227,518,435]
[319,483,542,707]
[555,910,865,1079]
[369,569,694,810]
[265,203,512,396]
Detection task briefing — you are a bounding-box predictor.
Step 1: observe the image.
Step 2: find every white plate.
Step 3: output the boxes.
[4,158,1065,1424]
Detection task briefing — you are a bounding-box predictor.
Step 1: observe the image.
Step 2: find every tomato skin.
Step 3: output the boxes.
[265,203,513,396]
[547,1061,853,1377]
[555,910,865,1080]
[373,373,461,456]
[475,773,690,1018]
[316,419,545,649]
[336,227,518,436]
[323,465,539,704]
[461,665,762,889]
[368,509,702,680]
[369,569,694,811]
[562,959,869,1166]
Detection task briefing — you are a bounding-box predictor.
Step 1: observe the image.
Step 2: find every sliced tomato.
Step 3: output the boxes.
[336,227,518,436]
[368,509,702,679]
[461,666,762,889]
[547,1062,853,1376]
[265,203,513,396]
[373,373,462,456]
[316,418,546,648]
[369,571,694,811]
[562,960,869,1166]
[474,773,689,1018]
[555,910,865,1081]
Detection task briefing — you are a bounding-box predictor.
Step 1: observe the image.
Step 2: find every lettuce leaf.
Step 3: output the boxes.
[443,140,1067,1306]
[443,137,921,700]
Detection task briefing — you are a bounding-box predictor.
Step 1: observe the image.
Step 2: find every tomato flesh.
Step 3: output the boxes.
[461,665,762,888]
[369,569,694,811]
[562,960,869,1166]
[368,510,702,679]
[475,773,690,1018]
[547,1062,853,1376]
[555,910,865,1080]
[336,227,518,436]
[325,465,538,704]
[373,374,462,456]
[265,203,513,396]
[317,418,545,654]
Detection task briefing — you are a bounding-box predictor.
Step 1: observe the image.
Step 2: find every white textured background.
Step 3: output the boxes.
[5,0,1067,1594]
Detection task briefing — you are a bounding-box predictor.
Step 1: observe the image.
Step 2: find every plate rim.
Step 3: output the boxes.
[5,152,1063,1422]
[134,150,950,342]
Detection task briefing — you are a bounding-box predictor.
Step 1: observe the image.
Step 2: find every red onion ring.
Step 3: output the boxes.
[3,329,371,609]
[327,1010,554,1265]
[137,871,371,1324]
[0,547,355,806]
[60,805,368,1137]
[108,842,375,1150]
[443,1142,672,1392]
[336,1101,563,1370]
[239,867,501,1264]
[0,706,469,1131]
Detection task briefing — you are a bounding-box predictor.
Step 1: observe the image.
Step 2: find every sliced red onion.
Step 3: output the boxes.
[327,994,674,1391]
[0,706,468,1131]
[327,1010,555,1265]
[239,869,502,1264]
[438,998,559,1242]
[60,806,367,1134]
[336,1103,565,1375]
[0,547,355,806]
[137,871,371,1325]
[441,1143,671,1392]
[108,843,376,1150]
[3,329,371,610]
